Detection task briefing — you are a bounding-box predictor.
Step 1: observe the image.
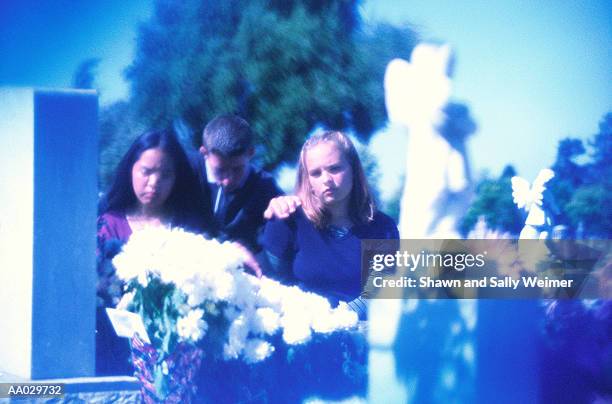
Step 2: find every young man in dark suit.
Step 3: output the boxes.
[192,114,283,255]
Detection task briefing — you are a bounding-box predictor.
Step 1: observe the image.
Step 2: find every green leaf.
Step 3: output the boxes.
[114,0,417,171]
[153,363,168,399]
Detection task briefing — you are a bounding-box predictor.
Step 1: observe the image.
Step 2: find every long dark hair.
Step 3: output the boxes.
[102,129,208,232]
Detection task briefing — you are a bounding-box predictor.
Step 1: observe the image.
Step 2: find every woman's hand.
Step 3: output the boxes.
[263,195,302,220]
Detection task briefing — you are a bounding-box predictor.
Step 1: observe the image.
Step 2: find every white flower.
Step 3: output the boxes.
[176,309,207,342]
[111,226,359,364]
[327,302,359,330]
[281,315,312,345]
[178,273,209,307]
[311,312,339,334]
[210,271,236,301]
[137,271,150,288]
[112,248,146,283]
[255,277,286,309]
[161,361,169,375]
[251,307,281,335]
[112,227,169,283]
[176,302,191,316]
[228,271,259,309]
[243,339,275,364]
[223,314,249,359]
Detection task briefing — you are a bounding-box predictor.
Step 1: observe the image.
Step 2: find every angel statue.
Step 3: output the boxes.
[384,43,474,238]
[369,43,476,404]
[512,168,559,239]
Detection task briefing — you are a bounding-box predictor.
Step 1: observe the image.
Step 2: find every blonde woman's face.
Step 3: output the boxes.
[305,142,353,207]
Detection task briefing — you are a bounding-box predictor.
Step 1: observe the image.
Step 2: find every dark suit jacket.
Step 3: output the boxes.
[189,152,283,251]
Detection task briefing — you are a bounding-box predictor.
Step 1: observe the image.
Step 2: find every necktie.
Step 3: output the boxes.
[214,186,225,223]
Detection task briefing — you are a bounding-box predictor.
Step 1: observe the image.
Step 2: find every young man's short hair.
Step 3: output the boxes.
[202,114,253,158]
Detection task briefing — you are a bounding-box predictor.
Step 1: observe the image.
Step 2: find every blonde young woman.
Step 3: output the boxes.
[262,131,398,318]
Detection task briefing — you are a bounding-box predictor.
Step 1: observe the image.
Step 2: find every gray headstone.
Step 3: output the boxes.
[0,88,98,379]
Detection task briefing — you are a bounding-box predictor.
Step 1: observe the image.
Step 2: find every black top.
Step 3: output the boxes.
[262,208,399,303]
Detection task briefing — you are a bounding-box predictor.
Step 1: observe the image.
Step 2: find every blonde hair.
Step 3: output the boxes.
[296,131,375,228]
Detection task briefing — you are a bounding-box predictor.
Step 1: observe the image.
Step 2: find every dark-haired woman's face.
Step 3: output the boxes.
[131,147,176,212]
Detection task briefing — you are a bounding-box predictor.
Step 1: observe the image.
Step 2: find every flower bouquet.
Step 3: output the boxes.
[112,227,358,402]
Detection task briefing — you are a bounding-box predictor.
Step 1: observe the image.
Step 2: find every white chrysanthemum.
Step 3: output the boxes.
[176,309,207,342]
[112,246,148,283]
[176,302,191,316]
[255,277,286,309]
[113,227,172,282]
[281,316,312,345]
[228,271,259,309]
[209,271,236,301]
[243,339,275,364]
[137,271,150,287]
[311,311,338,334]
[113,227,247,286]
[251,307,281,335]
[198,239,246,274]
[336,302,359,328]
[223,314,250,359]
[178,274,209,307]
[316,302,358,332]
[111,226,360,362]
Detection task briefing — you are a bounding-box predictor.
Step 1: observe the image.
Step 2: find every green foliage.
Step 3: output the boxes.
[565,185,611,236]
[460,165,524,236]
[349,23,416,136]
[460,113,611,238]
[548,112,612,237]
[72,57,101,89]
[589,112,612,182]
[125,0,417,169]
[548,137,586,212]
[70,58,136,192]
[98,101,145,190]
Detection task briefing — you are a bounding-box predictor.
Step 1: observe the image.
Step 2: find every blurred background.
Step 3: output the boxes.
[1,0,610,238]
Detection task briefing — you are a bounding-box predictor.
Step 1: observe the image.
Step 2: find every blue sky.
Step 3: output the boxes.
[1,0,610,184]
[0,0,151,102]
[363,1,611,183]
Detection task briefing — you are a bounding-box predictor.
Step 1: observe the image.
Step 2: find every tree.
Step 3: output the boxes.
[548,137,586,224]
[70,57,136,191]
[543,113,612,237]
[72,57,101,89]
[125,0,417,169]
[349,23,417,136]
[565,185,610,236]
[98,101,144,190]
[588,112,612,184]
[459,165,524,236]
[462,112,611,239]
[563,113,612,237]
